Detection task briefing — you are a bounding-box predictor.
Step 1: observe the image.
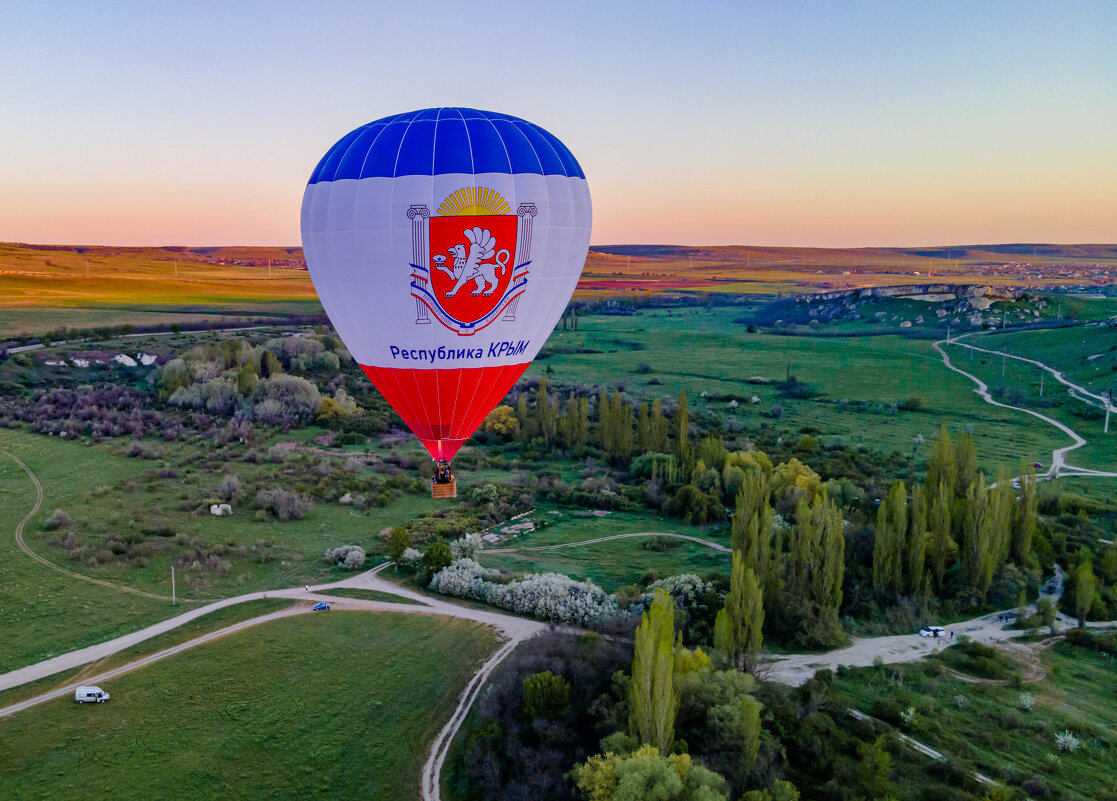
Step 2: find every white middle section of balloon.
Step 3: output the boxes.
[301,172,591,370]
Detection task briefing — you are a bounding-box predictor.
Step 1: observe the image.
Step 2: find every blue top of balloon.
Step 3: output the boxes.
[308,107,585,184]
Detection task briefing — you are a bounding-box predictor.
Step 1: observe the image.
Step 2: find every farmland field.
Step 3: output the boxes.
[0,612,498,801]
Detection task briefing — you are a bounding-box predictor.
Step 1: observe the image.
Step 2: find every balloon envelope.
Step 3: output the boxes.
[301,108,592,461]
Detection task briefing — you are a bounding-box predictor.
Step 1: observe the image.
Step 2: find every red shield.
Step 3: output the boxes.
[428,214,518,326]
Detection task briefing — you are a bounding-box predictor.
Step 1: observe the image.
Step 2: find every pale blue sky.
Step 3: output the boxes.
[1,1,1114,246]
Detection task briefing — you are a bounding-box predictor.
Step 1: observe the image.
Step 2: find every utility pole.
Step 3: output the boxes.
[1002,346,1007,377]
[171,565,176,605]
[1039,372,1044,397]
[1106,389,1112,434]
[946,324,951,343]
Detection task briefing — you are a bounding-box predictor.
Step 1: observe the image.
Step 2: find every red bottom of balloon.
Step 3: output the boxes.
[360,362,529,462]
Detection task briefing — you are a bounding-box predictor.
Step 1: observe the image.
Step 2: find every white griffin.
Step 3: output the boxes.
[438,226,510,298]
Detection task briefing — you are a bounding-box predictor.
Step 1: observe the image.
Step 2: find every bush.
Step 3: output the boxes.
[422,542,453,573]
[399,547,422,568]
[255,487,312,520]
[217,474,242,501]
[324,545,366,570]
[44,509,71,530]
[429,558,621,625]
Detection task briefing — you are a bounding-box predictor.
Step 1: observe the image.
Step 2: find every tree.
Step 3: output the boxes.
[1074,559,1098,627]
[988,464,1016,571]
[1012,461,1037,564]
[636,402,652,452]
[630,588,678,753]
[482,405,519,439]
[236,362,258,395]
[906,483,928,596]
[789,492,846,647]
[259,349,281,378]
[422,541,452,573]
[387,526,410,566]
[714,551,764,672]
[522,671,570,720]
[925,426,957,498]
[928,480,954,591]
[1035,596,1057,634]
[650,398,670,453]
[674,391,690,467]
[515,393,531,443]
[873,480,906,595]
[962,476,994,599]
[537,377,557,447]
[571,746,728,801]
[955,433,977,498]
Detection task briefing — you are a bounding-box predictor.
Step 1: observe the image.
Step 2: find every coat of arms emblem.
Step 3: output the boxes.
[408,188,535,335]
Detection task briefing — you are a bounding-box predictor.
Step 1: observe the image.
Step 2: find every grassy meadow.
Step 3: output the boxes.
[0,612,499,801]
[525,306,1068,472]
[831,636,1117,800]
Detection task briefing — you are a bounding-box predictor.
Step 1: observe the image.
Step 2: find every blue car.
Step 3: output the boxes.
[312,602,330,611]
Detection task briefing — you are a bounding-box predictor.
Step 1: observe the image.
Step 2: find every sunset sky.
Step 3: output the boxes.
[1,1,1114,248]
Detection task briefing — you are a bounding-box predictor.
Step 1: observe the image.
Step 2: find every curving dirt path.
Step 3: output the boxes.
[1,447,186,602]
[932,333,1117,482]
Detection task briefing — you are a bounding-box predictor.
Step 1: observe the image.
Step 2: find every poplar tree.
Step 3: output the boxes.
[928,480,953,591]
[925,426,957,498]
[613,389,634,460]
[955,433,977,499]
[629,588,677,752]
[714,550,764,672]
[650,398,669,453]
[906,483,928,595]
[515,393,530,443]
[873,480,906,595]
[790,492,845,646]
[596,390,612,451]
[536,377,556,447]
[988,465,1016,570]
[674,391,690,467]
[962,476,994,599]
[636,401,651,452]
[1012,461,1037,564]
[1075,558,1097,627]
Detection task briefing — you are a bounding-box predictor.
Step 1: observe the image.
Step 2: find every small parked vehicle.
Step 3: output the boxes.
[918,626,945,638]
[75,686,109,703]
[312,602,330,611]
[1033,462,1042,468]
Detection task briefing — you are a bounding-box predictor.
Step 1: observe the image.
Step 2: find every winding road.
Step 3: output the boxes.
[933,332,1117,482]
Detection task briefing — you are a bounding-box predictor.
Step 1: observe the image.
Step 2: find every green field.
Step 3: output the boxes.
[969,325,1117,396]
[525,307,1066,471]
[0,598,293,709]
[0,443,180,673]
[474,507,729,590]
[831,638,1117,800]
[941,340,1116,473]
[0,612,498,801]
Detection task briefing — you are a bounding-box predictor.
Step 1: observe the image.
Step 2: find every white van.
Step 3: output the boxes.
[74,686,110,703]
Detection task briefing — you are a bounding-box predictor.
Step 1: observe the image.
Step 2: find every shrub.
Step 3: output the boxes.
[449,533,482,560]
[429,558,621,625]
[324,545,366,570]
[44,509,71,530]
[254,487,312,520]
[1055,731,1080,752]
[399,547,422,568]
[217,474,242,501]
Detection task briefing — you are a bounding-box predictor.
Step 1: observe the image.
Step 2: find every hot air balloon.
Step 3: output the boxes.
[301,108,592,497]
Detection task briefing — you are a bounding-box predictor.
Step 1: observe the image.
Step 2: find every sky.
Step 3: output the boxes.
[1,1,1115,248]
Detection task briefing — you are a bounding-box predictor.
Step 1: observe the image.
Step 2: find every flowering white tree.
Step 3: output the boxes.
[428,558,621,625]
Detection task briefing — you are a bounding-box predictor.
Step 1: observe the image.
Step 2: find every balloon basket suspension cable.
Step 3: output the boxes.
[431,459,457,499]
